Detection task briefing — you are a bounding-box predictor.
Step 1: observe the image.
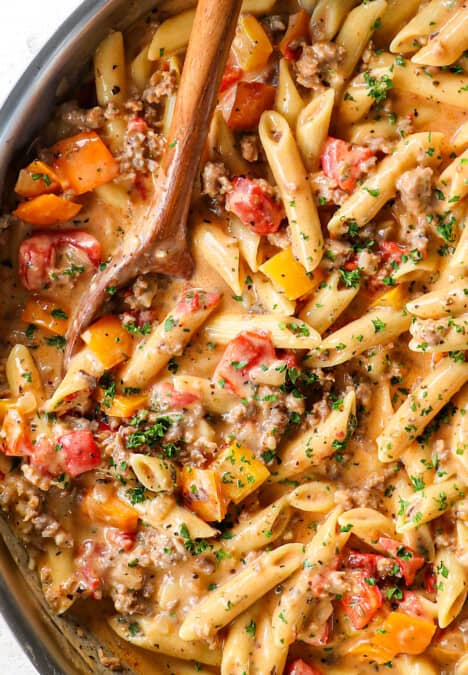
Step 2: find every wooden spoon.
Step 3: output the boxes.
[65,0,243,365]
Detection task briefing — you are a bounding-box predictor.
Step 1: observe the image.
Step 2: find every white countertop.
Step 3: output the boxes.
[0,2,82,672]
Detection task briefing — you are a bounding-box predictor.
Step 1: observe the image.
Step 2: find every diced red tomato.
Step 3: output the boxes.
[18,230,101,291]
[424,568,436,594]
[321,137,375,192]
[224,81,276,131]
[76,539,103,599]
[176,289,221,314]
[220,58,243,92]
[379,241,410,265]
[127,116,148,134]
[341,571,383,630]
[104,528,136,553]
[378,537,425,586]
[345,550,383,576]
[157,381,200,409]
[214,330,276,396]
[286,659,323,675]
[279,10,311,61]
[57,430,101,478]
[225,177,284,235]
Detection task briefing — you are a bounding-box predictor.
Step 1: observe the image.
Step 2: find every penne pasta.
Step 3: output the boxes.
[396,478,466,532]
[434,549,468,628]
[120,288,221,388]
[406,279,468,319]
[409,313,468,353]
[178,544,304,641]
[335,0,388,81]
[327,132,444,236]
[412,7,468,67]
[271,508,349,647]
[296,89,335,171]
[228,215,261,273]
[310,0,361,41]
[272,390,356,481]
[259,110,324,272]
[148,9,195,60]
[193,221,242,295]
[204,312,320,350]
[390,0,457,54]
[299,270,360,335]
[378,356,468,462]
[109,613,221,665]
[370,52,468,109]
[275,59,304,129]
[306,307,411,368]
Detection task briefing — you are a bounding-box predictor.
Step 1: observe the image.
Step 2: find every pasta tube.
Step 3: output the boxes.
[178,544,303,640]
[327,132,444,235]
[109,613,221,665]
[396,478,466,532]
[204,312,320,349]
[296,89,335,171]
[378,357,468,462]
[193,222,242,295]
[413,9,468,66]
[272,390,356,481]
[259,110,324,272]
[299,270,360,335]
[120,288,221,388]
[434,549,468,628]
[409,314,468,353]
[306,307,411,368]
[271,508,349,647]
[390,0,456,54]
[406,280,468,319]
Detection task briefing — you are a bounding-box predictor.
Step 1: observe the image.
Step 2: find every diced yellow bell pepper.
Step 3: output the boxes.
[95,388,148,417]
[259,247,323,300]
[232,15,273,72]
[82,487,139,531]
[81,315,133,370]
[211,442,270,504]
[370,285,406,310]
[15,160,62,198]
[22,296,69,336]
[181,466,228,522]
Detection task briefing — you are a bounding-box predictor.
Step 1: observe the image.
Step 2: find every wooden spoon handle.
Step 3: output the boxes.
[65,0,242,364]
[154,0,243,240]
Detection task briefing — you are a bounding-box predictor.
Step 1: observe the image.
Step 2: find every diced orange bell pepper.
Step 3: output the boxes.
[372,612,436,657]
[81,487,139,531]
[50,131,119,195]
[181,466,228,522]
[13,194,82,226]
[211,442,270,504]
[81,315,134,370]
[226,82,276,131]
[232,15,273,72]
[349,612,437,662]
[95,388,148,417]
[0,408,32,456]
[22,296,69,336]
[280,10,311,60]
[259,247,324,300]
[15,160,62,198]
